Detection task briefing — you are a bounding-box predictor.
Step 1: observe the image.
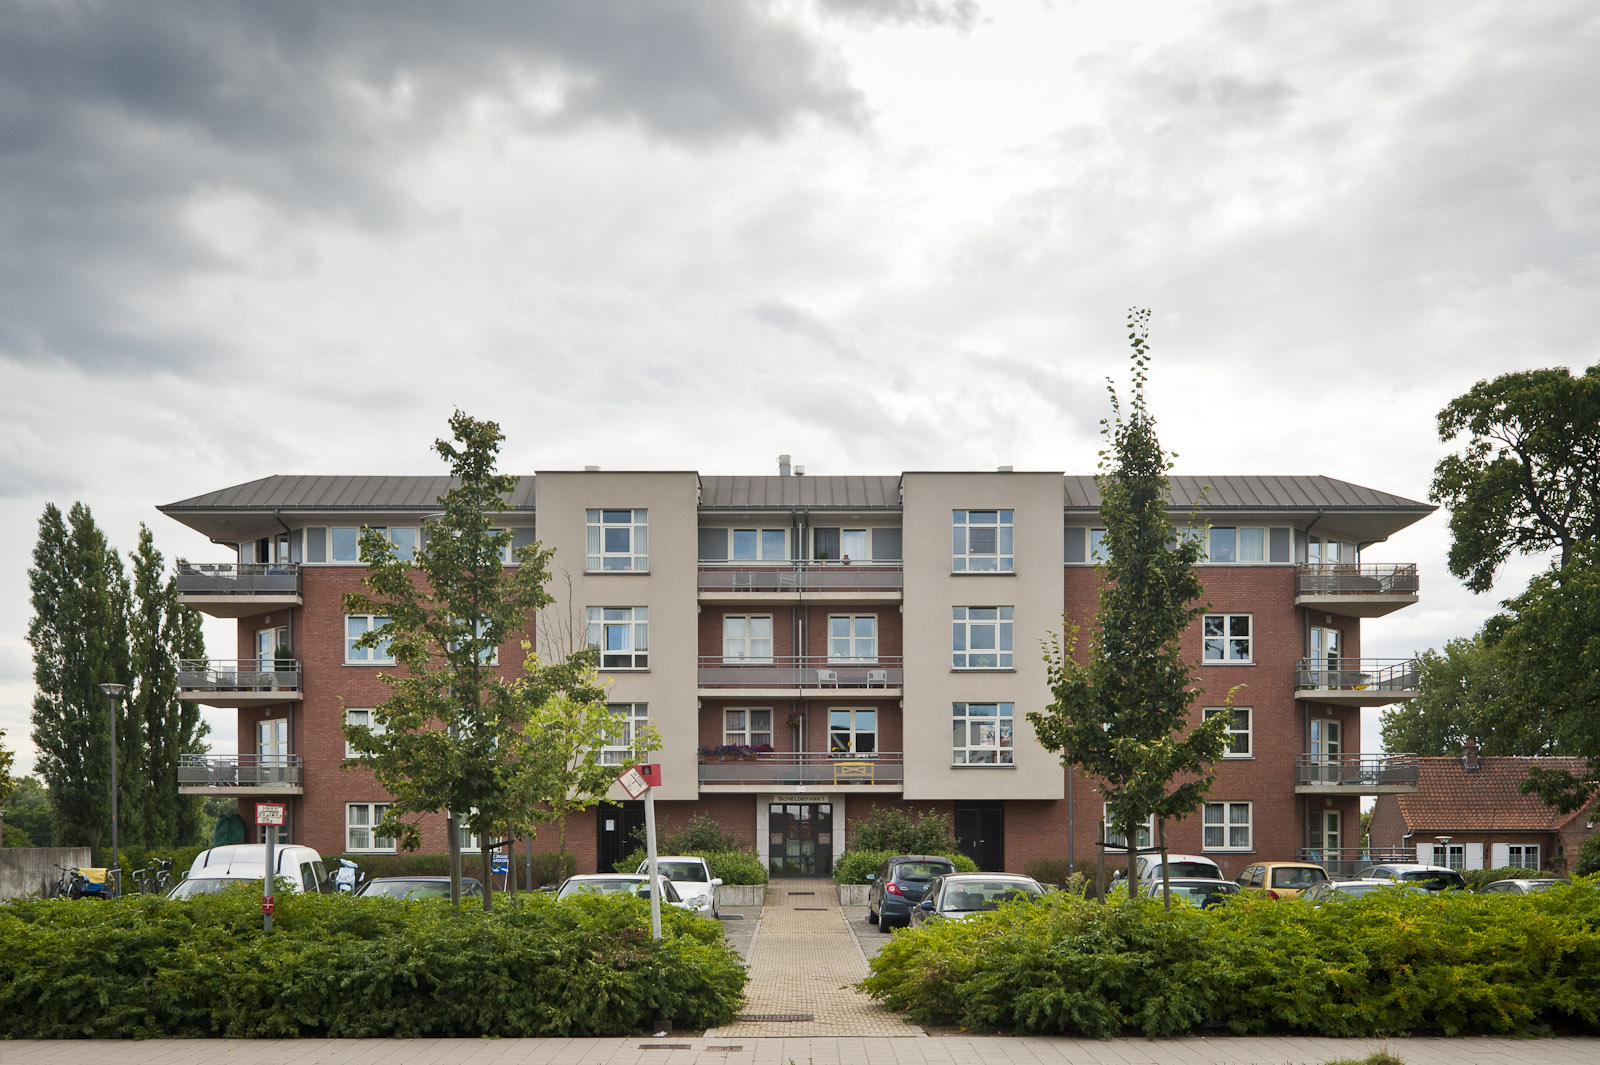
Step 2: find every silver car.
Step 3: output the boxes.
[909,873,1046,928]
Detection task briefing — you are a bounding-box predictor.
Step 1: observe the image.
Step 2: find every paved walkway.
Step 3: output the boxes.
[710,878,918,1038]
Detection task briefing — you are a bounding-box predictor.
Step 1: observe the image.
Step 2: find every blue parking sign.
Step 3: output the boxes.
[491,853,510,874]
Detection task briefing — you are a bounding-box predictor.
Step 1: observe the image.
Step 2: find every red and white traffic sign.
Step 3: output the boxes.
[617,765,649,799]
[255,803,287,827]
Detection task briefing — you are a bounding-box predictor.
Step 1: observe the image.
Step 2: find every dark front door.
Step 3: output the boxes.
[769,802,833,877]
[596,800,645,873]
[955,802,1004,871]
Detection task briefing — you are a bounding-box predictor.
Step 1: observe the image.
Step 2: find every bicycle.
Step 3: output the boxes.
[132,857,176,895]
[54,863,87,899]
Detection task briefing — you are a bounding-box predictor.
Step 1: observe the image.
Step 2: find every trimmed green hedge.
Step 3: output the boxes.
[331,851,576,887]
[612,848,768,885]
[834,849,978,884]
[861,877,1600,1037]
[0,888,745,1037]
[1462,866,1547,891]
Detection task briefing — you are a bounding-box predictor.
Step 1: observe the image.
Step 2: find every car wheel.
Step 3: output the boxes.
[866,907,878,926]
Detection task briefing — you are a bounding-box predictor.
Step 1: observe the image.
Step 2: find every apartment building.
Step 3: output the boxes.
[159,463,1432,878]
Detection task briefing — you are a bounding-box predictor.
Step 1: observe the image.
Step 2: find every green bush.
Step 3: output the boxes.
[0,887,745,1037]
[1576,835,1600,877]
[861,877,1600,1037]
[1025,857,1099,890]
[1462,866,1546,891]
[849,806,959,853]
[613,847,767,885]
[833,849,978,884]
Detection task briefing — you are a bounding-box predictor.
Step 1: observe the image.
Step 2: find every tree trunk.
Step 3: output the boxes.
[1125,818,1140,901]
[480,839,494,911]
[446,813,462,909]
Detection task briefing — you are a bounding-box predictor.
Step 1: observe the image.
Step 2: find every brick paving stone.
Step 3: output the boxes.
[710,878,921,1039]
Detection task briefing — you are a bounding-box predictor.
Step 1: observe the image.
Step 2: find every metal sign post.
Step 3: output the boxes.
[617,765,661,941]
[256,803,286,933]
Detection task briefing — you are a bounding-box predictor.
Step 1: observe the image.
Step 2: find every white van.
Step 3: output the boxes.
[167,844,331,899]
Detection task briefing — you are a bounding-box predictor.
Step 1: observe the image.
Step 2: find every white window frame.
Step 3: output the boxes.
[828,707,878,756]
[453,809,480,852]
[329,525,419,563]
[828,614,877,663]
[952,606,1014,669]
[1506,844,1541,869]
[344,708,387,759]
[731,528,789,561]
[1102,804,1155,850]
[602,702,650,765]
[587,509,649,572]
[1430,843,1466,870]
[952,702,1014,765]
[1202,801,1253,852]
[588,606,648,670]
[722,707,773,749]
[1204,707,1252,758]
[952,509,1014,572]
[345,614,395,664]
[1202,613,1253,663]
[346,802,395,852]
[722,614,773,663]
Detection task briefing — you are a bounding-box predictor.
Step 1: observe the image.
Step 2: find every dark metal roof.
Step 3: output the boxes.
[161,475,536,512]
[1062,475,1432,513]
[698,476,902,509]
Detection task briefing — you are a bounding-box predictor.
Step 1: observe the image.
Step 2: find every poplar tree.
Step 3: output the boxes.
[1028,310,1230,900]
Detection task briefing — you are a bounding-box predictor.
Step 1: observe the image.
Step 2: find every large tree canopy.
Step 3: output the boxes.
[1029,310,1229,899]
[1429,361,1600,593]
[1380,632,1557,758]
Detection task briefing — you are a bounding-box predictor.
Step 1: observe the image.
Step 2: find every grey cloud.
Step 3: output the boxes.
[817,0,979,29]
[750,300,859,359]
[0,0,863,372]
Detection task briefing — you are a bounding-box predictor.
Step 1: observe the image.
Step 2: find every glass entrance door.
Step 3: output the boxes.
[1308,719,1342,784]
[258,718,288,785]
[769,802,833,877]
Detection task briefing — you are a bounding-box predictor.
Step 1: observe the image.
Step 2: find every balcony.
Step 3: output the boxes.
[1295,657,1419,706]
[699,751,904,790]
[176,562,303,618]
[1297,847,1414,878]
[178,659,303,707]
[698,562,903,602]
[178,754,304,795]
[698,656,902,698]
[1295,563,1419,617]
[1294,752,1420,794]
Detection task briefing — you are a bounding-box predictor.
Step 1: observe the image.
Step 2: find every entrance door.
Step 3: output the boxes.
[1309,626,1340,687]
[1309,719,1343,784]
[954,803,1005,871]
[768,802,833,877]
[258,718,288,785]
[1309,809,1343,870]
[596,800,645,873]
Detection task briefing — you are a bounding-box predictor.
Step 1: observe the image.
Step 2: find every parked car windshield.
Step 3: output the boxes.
[1271,868,1326,888]
[1163,861,1221,879]
[941,879,1043,911]
[359,879,469,899]
[895,861,954,880]
[1398,870,1466,889]
[656,861,709,882]
[1168,883,1236,907]
[167,877,257,899]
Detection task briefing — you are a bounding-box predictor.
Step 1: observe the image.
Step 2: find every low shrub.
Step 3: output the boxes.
[325,851,574,888]
[861,877,1600,1037]
[1462,866,1546,891]
[0,887,746,1038]
[1025,857,1098,890]
[1575,835,1600,877]
[849,807,959,854]
[833,849,978,884]
[612,847,768,885]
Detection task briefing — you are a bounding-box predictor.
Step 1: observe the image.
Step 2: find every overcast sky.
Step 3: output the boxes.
[2,0,1595,774]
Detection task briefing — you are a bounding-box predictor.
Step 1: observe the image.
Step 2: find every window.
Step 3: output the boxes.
[723,708,772,748]
[1202,613,1252,663]
[331,526,362,562]
[828,615,877,662]
[330,526,417,563]
[587,607,648,669]
[346,803,395,852]
[344,708,387,758]
[1063,527,1108,564]
[734,528,788,561]
[829,708,877,756]
[952,510,1014,572]
[451,618,499,665]
[723,615,773,663]
[1430,844,1466,870]
[602,702,650,765]
[952,702,1014,764]
[1202,801,1252,851]
[1204,707,1252,757]
[255,625,287,670]
[809,526,901,563]
[1507,844,1540,868]
[586,509,648,572]
[345,615,395,664]
[1103,805,1155,850]
[455,816,479,853]
[953,606,1013,669]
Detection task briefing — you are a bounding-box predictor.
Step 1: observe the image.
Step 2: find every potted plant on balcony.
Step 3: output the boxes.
[272,642,295,690]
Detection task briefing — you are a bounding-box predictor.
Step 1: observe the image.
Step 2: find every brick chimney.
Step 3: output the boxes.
[1462,738,1481,771]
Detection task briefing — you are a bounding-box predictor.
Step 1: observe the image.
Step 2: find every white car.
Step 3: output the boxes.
[555,873,691,911]
[1108,853,1225,884]
[636,856,722,918]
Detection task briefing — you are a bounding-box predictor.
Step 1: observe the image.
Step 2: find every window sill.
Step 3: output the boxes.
[344,661,398,668]
[951,762,1016,769]
[1201,661,1254,667]
[586,569,651,575]
[1221,754,1255,761]
[951,667,1016,673]
[950,570,1016,576]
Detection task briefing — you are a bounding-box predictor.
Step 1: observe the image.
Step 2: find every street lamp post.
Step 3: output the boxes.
[99,682,127,894]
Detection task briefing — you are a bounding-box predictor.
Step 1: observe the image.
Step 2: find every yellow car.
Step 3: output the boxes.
[1235,861,1329,899]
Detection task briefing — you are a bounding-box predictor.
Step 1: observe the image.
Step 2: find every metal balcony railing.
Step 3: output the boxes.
[698,561,903,593]
[697,655,903,689]
[1295,658,1419,695]
[178,659,303,693]
[1296,752,1420,788]
[698,751,903,786]
[1297,847,1414,878]
[1296,563,1419,596]
[179,753,303,788]
[176,562,301,596]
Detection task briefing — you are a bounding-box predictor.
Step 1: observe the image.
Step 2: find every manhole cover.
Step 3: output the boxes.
[638,1044,693,1050]
[787,890,815,895]
[738,1013,815,1023]
[706,1046,744,1052]
[794,906,827,911]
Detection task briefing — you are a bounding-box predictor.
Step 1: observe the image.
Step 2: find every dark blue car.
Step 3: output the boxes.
[866,855,957,930]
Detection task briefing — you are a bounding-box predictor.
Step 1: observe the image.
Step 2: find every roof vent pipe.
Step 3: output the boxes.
[584,465,601,472]
[778,454,792,477]
[794,466,805,477]
[997,465,1014,473]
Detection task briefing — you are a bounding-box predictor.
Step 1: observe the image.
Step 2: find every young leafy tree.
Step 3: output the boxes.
[1379,631,1556,758]
[0,729,15,820]
[343,411,558,910]
[1429,360,1600,592]
[1028,310,1230,900]
[28,503,132,850]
